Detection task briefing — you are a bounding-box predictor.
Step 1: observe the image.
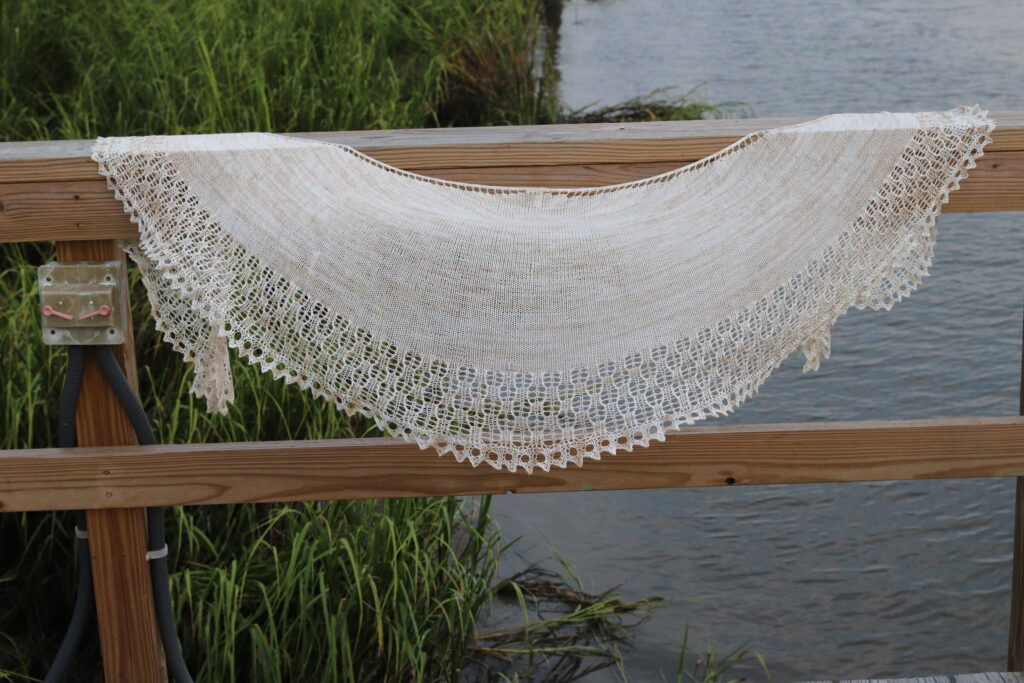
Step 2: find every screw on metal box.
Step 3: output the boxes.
[38,261,127,345]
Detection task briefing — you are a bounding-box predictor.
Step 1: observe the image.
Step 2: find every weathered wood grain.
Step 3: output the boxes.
[0,416,1021,513]
[2,111,1021,183]
[54,240,166,682]
[427,150,1022,210]
[0,148,1020,242]
[0,181,133,242]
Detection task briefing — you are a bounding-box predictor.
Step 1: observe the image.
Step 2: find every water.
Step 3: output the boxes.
[490,1,1024,680]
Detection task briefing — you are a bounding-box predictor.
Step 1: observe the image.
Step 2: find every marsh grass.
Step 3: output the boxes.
[468,564,661,682]
[168,499,499,681]
[675,627,770,683]
[562,87,751,124]
[0,0,760,679]
[0,0,561,140]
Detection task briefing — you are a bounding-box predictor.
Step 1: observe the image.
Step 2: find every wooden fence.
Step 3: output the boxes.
[1,111,1022,682]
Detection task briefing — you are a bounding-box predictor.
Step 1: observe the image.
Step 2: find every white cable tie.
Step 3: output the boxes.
[74,526,88,539]
[145,544,169,561]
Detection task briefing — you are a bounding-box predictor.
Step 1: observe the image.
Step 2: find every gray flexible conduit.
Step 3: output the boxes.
[44,346,194,683]
[94,345,194,683]
[43,346,91,683]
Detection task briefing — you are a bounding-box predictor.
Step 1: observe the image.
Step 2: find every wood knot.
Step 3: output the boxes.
[725,477,737,485]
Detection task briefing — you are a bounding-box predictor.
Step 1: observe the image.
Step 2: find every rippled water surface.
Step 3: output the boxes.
[490,1,1024,680]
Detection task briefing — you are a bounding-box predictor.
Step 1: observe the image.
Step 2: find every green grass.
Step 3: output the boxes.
[0,0,761,680]
[0,0,560,141]
[169,499,499,682]
[0,0,568,679]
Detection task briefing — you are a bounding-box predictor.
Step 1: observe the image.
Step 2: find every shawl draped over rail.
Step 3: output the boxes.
[93,105,994,472]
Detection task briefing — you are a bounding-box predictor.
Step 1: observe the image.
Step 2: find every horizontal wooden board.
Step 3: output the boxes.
[0,180,133,241]
[1,149,1020,242]
[427,150,1024,211]
[2,112,1022,184]
[0,416,1021,512]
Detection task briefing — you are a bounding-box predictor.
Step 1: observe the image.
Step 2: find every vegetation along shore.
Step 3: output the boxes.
[0,0,755,680]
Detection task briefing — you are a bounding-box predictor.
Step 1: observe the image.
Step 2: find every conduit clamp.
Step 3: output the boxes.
[145,545,169,561]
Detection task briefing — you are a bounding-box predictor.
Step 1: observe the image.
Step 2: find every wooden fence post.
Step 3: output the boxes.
[1009,313,1024,671]
[54,239,167,682]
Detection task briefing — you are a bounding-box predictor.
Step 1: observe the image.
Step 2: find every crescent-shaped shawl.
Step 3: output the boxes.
[93,105,994,472]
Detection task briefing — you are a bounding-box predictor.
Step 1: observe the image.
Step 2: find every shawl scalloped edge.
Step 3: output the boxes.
[93,105,995,473]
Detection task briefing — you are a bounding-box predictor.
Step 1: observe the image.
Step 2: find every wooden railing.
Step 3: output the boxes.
[1,112,1022,682]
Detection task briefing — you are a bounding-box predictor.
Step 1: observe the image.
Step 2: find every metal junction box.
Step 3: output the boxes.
[38,261,127,345]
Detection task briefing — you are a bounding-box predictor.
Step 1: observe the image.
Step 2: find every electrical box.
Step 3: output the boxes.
[38,261,127,345]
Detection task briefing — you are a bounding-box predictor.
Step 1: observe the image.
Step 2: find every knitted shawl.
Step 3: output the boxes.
[93,105,994,472]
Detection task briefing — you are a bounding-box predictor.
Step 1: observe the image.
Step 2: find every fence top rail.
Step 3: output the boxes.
[2,110,1023,182]
[0,111,1021,242]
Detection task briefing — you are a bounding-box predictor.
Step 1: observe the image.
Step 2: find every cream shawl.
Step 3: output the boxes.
[93,105,994,472]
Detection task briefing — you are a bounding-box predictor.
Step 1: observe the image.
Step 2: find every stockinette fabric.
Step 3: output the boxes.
[92,105,994,473]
